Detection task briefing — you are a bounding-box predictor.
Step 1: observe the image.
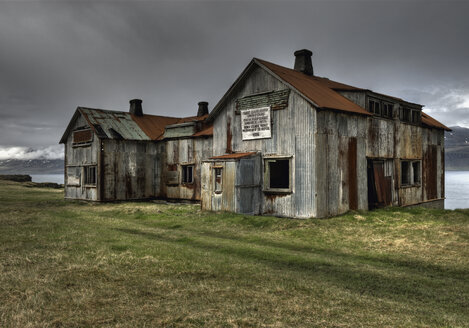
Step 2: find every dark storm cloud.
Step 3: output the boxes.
[0,0,468,157]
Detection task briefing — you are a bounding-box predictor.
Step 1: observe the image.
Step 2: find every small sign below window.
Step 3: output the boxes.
[241,107,271,140]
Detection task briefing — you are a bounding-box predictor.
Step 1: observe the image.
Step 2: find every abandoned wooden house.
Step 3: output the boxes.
[59,100,212,201]
[200,49,450,218]
[61,49,450,218]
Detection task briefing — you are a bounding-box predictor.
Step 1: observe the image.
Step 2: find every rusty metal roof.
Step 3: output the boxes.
[60,107,210,143]
[255,59,371,116]
[210,152,257,160]
[421,112,451,131]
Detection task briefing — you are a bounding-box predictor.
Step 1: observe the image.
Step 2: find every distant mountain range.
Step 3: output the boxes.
[0,127,467,174]
[0,159,64,174]
[445,126,469,171]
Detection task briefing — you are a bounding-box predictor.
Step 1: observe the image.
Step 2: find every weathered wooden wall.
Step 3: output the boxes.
[64,115,99,200]
[211,65,316,218]
[101,140,161,201]
[162,137,212,201]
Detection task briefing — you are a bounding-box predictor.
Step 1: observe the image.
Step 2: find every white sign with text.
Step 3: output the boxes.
[241,106,271,140]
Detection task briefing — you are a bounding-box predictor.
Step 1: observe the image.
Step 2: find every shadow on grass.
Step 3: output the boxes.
[115,227,469,317]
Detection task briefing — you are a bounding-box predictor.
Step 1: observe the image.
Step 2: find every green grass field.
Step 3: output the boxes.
[1,180,468,327]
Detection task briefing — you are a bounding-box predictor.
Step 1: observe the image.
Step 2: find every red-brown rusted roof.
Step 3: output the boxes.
[131,113,182,140]
[210,152,257,160]
[192,125,213,137]
[255,58,371,116]
[421,112,451,131]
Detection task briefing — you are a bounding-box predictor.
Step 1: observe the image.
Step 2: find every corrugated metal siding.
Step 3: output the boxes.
[211,65,316,218]
[315,110,368,217]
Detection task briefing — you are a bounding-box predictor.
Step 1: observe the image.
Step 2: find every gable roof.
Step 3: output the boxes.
[59,107,211,143]
[256,58,370,115]
[208,57,449,131]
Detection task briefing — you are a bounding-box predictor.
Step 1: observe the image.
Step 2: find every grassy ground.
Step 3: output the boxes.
[0,180,468,327]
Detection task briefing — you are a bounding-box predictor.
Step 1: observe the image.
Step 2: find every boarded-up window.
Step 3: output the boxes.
[73,129,93,144]
[66,166,81,186]
[264,158,291,192]
[214,167,223,193]
[182,165,194,184]
[84,166,97,185]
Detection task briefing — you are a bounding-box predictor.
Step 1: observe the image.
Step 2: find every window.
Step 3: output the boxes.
[369,99,381,115]
[400,107,411,122]
[181,165,194,184]
[368,98,394,119]
[214,167,223,193]
[401,160,421,186]
[382,103,393,118]
[72,129,93,145]
[411,110,421,124]
[84,166,97,185]
[264,158,291,192]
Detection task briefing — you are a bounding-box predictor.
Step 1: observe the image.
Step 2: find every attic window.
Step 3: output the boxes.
[181,165,194,184]
[72,129,93,144]
[264,157,292,193]
[369,99,381,115]
[400,107,411,123]
[382,102,394,118]
[368,98,394,119]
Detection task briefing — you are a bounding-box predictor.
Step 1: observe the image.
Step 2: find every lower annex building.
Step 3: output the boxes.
[60,49,450,218]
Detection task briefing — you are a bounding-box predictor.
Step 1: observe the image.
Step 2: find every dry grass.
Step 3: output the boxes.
[0,180,468,327]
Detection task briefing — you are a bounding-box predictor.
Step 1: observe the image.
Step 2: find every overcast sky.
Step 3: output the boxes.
[1,0,469,159]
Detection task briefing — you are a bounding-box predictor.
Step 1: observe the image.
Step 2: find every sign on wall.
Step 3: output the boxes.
[241,106,272,140]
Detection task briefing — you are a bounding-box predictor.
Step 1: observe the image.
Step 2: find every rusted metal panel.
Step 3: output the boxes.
[73,129,93,144]
[348,138,358,210]
[424,144,438,200]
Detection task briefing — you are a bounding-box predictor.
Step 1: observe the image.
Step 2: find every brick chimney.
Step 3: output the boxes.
[129,99,143,116]
[197,101,209,117]
[294,49,314,76]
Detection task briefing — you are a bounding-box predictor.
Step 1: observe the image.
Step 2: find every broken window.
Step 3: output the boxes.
[264,158,291,192]
[401,160,421,186]
[214,167,223,193]
[181,165,194,184]
[84,166,97,185]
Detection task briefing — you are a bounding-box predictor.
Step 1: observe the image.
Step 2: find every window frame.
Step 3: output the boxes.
[400,160,421,187]
[181,164,194,184]
[263,156,292,193]
[213,167,223,194]
[66,165,81,187]
[83,165,97,186]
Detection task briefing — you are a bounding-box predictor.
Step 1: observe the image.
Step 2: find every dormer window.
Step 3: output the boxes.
[367,98,394,119]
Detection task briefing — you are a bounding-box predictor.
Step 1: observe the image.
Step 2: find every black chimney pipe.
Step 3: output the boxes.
[197,101,209,117]
[129,99,143,116]
[294,49,314,76]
